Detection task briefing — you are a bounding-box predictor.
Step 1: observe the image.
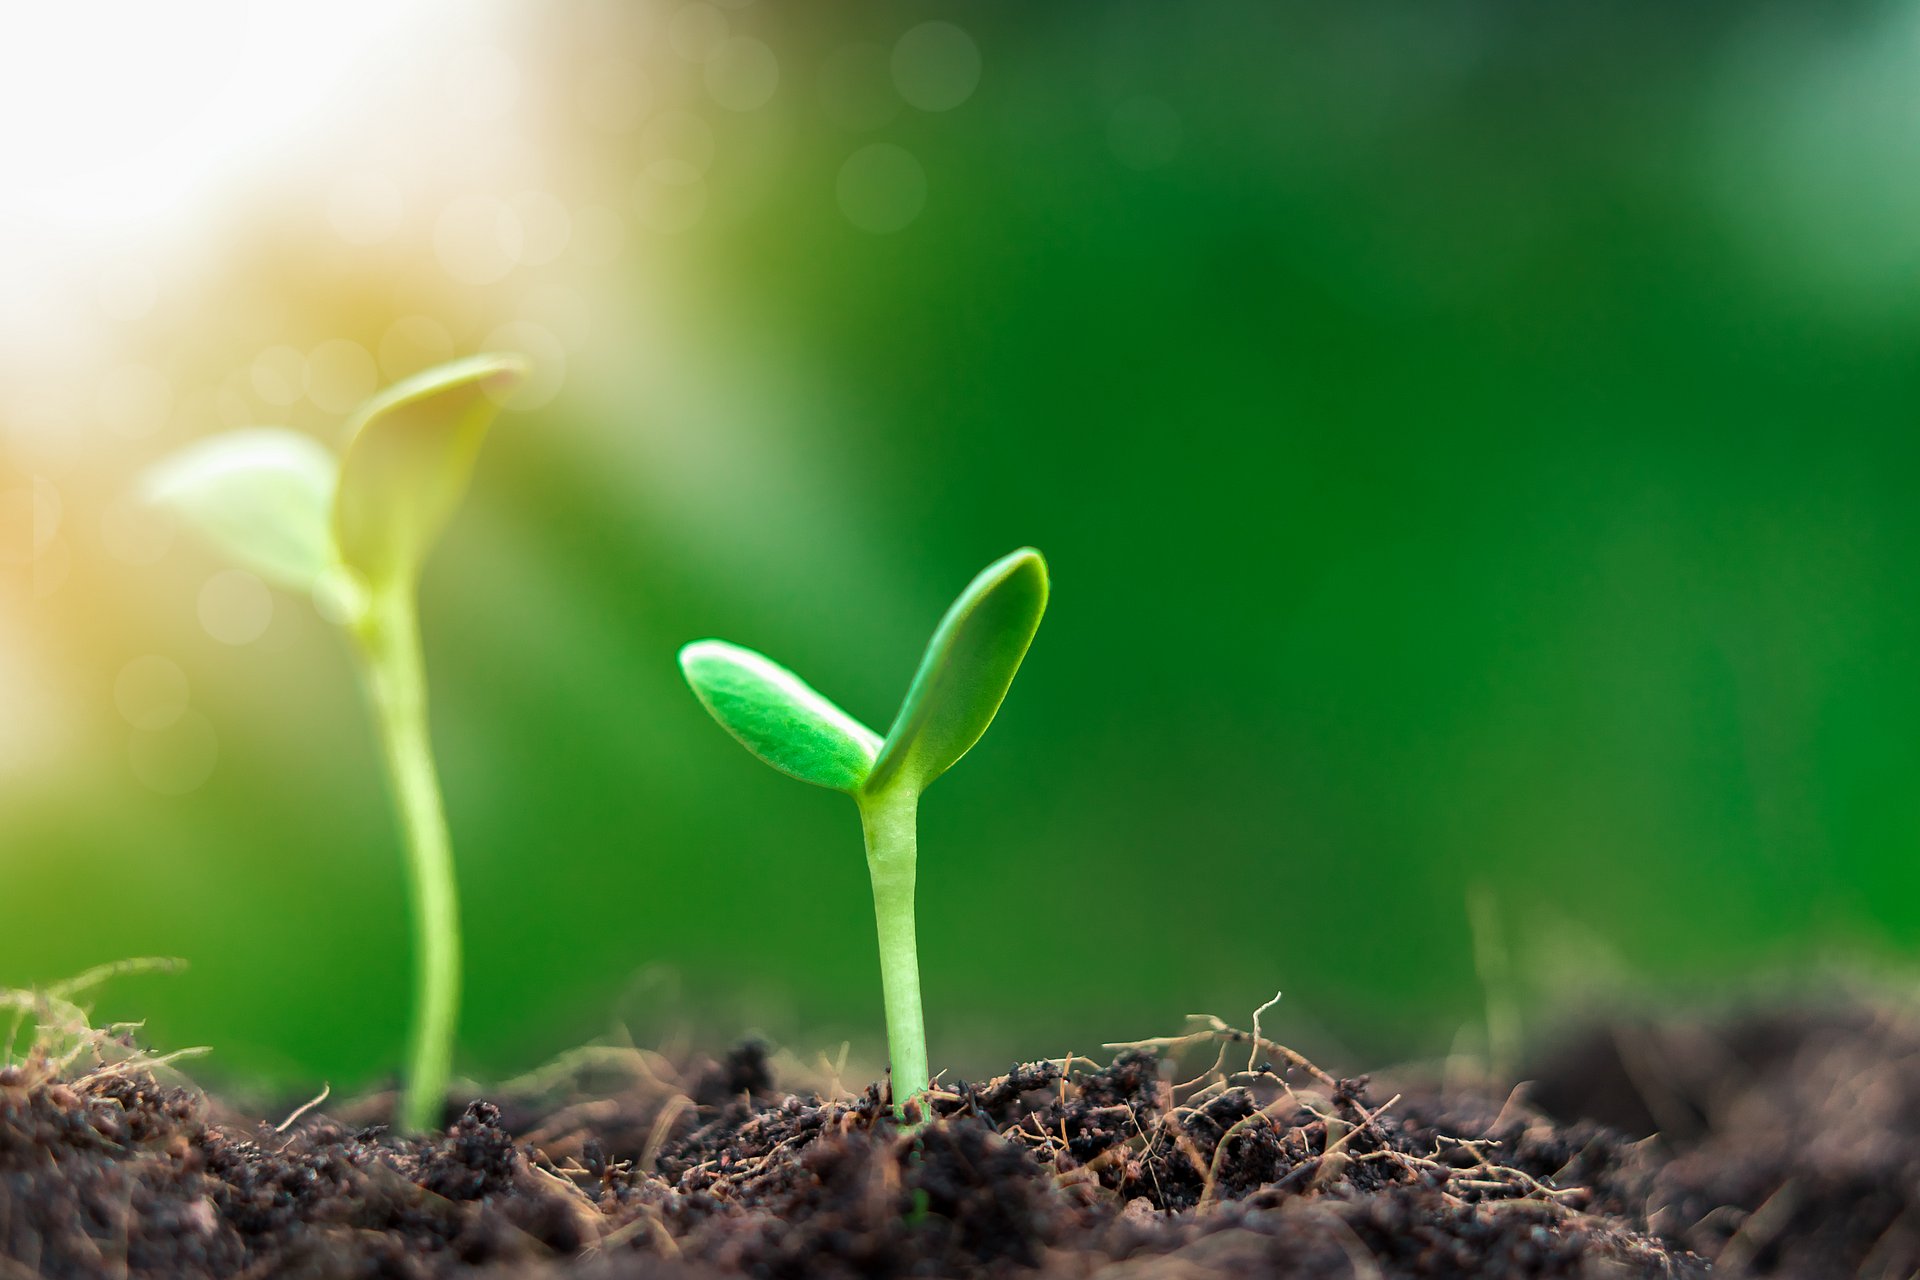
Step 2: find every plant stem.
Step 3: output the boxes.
[857,784,928,1120]
[351,591,460,1135]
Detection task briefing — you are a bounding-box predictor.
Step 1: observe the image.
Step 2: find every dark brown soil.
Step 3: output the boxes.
[1523,995,1920,1280]
[7,993,1906,1280]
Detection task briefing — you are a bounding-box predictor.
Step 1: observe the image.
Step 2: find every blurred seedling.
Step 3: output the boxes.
[679,548,1049,1121]
[143,355,527,1134]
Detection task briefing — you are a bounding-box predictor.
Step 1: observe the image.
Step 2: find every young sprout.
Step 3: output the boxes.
[679,549,1049,1118]
[143,354,528,1134]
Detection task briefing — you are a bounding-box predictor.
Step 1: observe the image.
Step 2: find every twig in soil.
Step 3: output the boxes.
[1248,990,1283,1074]
[274,1083,332,1134]
[499,1043,682,1099]
[1105,1013,1340,1092]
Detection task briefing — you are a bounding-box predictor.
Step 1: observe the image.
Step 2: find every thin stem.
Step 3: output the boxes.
[351,591,460,1135]
[857,784,927,1121]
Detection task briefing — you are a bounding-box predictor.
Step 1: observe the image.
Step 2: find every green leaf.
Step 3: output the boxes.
[867,548,1049,795]
[332,353,529,593]
[142,428,338,592]
[679,640,882,793]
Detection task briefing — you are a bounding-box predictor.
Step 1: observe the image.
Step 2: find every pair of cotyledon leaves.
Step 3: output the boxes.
[680,548,1049,799]
[143,355,528,611]
[145,344,1043,799]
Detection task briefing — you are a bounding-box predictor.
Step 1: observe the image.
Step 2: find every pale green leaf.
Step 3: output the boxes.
[680,640,882,792]
[332,353,529,592]
[867,549,1049,795]
[142,429,338,592]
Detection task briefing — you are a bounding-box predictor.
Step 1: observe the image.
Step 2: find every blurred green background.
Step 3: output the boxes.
[5,0,1920,1092]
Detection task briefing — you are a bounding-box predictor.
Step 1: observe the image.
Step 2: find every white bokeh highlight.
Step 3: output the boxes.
[668,4,729,62]
[306,339,379,415]
[434,194,524,285]
[706,37,780,112]
[891,22,981,113]
[250,346,308,407]
[569,203,628,266]
[641,110,717,176]
[198,569,274,646]
[634,161,708,234]
[578,59,653,133]
[510,191,573,266]
[838,144,927,233]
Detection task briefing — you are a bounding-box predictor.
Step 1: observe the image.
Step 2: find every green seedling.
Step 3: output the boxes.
[679,548,1049,1119]
[143,354,527,1134]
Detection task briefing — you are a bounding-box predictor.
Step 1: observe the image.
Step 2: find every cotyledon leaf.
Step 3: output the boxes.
[332,353,529,593]
[141,428,338,592]
[679,640,883,793]
[866,548,1049,796]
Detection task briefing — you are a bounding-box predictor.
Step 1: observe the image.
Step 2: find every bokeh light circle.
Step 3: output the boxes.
[199,570,274,646]
[640,110,717,176]
[569,203,628,266]
[434,194,525,286]
[706,37,780,112]
[837,144,927,234]
[306,339,379,415]
[668,4,729,62]
[634,161,708,234]
[510,191,573,265]
[891,22,981,113]
[578,59,653,133]
[250,346,308,407]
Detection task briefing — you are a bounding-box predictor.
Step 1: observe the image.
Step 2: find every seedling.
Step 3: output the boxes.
[143,354,527,1133]
[679,548,1049,1118]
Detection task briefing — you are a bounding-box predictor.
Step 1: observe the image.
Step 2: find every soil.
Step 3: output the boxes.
[2,993,1908,1279]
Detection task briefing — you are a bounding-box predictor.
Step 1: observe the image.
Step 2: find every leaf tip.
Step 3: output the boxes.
[468,350,533,396]
[677,638,732,682]
[998,545,1049,592]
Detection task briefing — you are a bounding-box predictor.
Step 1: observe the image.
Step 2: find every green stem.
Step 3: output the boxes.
[351,591,460,1135]
[857,784,928,1121]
